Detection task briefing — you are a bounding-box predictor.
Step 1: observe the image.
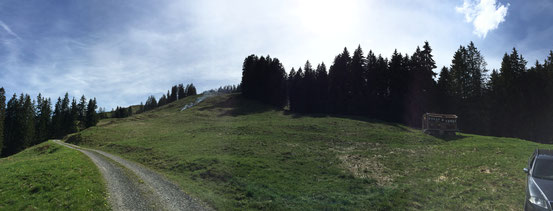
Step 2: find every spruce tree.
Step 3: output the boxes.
[350,45,366,114]
[0,88,5,155]
[69,97,78,133]
[78,95,87,128]
[21,95,35,148]
[51,97,63,138]
[144,96,157,111]
[187,84,197,96]
[315,63,328,113]
[170,85,178,102]
[158,94,167,106]
[85,98,99,128]
[178,84,186,99]
[328,47,351,113]
[3,94,20,156]
[35,94,52,144]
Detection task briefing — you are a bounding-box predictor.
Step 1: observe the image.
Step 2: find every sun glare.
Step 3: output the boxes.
[296,0,359,35]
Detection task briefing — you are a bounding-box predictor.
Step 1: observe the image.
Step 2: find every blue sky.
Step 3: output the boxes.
[0,0,552,110]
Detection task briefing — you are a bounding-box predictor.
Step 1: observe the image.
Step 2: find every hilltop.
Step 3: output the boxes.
[0,141,108,210]
[64,93,550,210]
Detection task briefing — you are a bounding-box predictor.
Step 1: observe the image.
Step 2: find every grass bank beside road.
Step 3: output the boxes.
[67,93,553,210]
[0,140,109,210]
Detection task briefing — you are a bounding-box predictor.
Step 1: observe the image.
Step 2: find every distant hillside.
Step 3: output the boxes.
[67,93,552,210]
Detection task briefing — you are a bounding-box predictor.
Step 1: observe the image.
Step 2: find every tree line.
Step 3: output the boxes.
[102,83,198,119]
[0,89,99,156]
[241,42,553,143]
[214,84,241,94]
[139,83,197,113]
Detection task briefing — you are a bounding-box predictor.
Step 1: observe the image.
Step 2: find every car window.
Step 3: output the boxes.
[532,157,553,179]
[529,154,536,168]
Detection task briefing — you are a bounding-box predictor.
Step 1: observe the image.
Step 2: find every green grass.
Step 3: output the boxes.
[67,93,552,210]
[0,140,109,210]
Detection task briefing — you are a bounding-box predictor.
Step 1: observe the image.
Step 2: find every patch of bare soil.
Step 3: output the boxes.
[338,154,393,186]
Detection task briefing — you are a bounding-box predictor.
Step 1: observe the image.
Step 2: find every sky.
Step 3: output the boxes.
[0,0,552,110]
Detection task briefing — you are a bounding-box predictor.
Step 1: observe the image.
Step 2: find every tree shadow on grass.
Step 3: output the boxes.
[282,110,411,132]
[427,133,467,141]
[200,94,419,133]
[197,94,276,117]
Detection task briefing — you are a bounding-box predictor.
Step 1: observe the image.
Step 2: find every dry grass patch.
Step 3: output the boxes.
[338,154,393,186]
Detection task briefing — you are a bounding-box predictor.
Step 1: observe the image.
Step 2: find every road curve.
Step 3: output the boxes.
[53,140,211,211]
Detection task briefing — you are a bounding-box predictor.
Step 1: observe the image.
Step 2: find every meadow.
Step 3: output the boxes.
[66,93,549,210]
[0,140,109,210]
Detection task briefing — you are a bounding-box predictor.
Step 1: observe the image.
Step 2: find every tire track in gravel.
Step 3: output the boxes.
[53,140,211,211]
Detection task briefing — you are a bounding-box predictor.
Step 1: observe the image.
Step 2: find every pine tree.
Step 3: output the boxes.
[315,63,328,113]
[51,97,63,138]
[78,95,87,128]
[293,68,305,112]
[85,98,99,128]
[21,94,35,148]
[60,93,72,135]
[69,97,78,133]
[178,84,186,99]
[35,94,52,144]
[170,85,178,102]
[387,49,409,122]
[0,88,5,155]
[302,61,316,112]
[328,47,351,113]
[186,84,197,96]
[158,94,167,106]
[287,68,297,110]
[350,45,366,114]
[437,66,453,113]
[144,95,157,111]
[3,94,20,156]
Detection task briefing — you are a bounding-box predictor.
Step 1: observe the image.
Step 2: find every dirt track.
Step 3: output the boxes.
[53,140,210,211]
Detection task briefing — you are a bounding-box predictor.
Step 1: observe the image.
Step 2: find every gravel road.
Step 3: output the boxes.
[53,140,211,211]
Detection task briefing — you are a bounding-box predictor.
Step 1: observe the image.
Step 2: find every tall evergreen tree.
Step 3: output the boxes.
[350,45,367,114]
[35,94,52,144]
[448,42,488,133]
[51,97,63,138]
[178,84,186,99]
[186,84,197,96]
[315,63,329,113]
[0,88,5,155]
[85,98,99,128]
[144,95,157,111]
[77,95,87,128]
[302,61,317,112]
[170,85,178,102]
[328,47,351,113]
[387,49,409,122]
[405,42,437,126]
[158,94,168,106]
[21,94,35,148]
[287,68,297,110]
[68,97,78,133]
[3,94,20,156]
[60,93,72,135]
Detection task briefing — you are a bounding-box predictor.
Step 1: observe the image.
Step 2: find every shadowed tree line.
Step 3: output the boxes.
[0,89,99,157]
[214,84,241,94]
[241,42,553,143]
[137,83,197,114]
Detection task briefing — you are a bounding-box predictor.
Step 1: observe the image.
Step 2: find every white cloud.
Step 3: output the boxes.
[0,20,21,40]
[456,0,509,38]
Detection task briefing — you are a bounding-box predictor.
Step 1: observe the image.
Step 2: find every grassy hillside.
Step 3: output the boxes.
[0,140,109,210]
[66,93,552,210]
